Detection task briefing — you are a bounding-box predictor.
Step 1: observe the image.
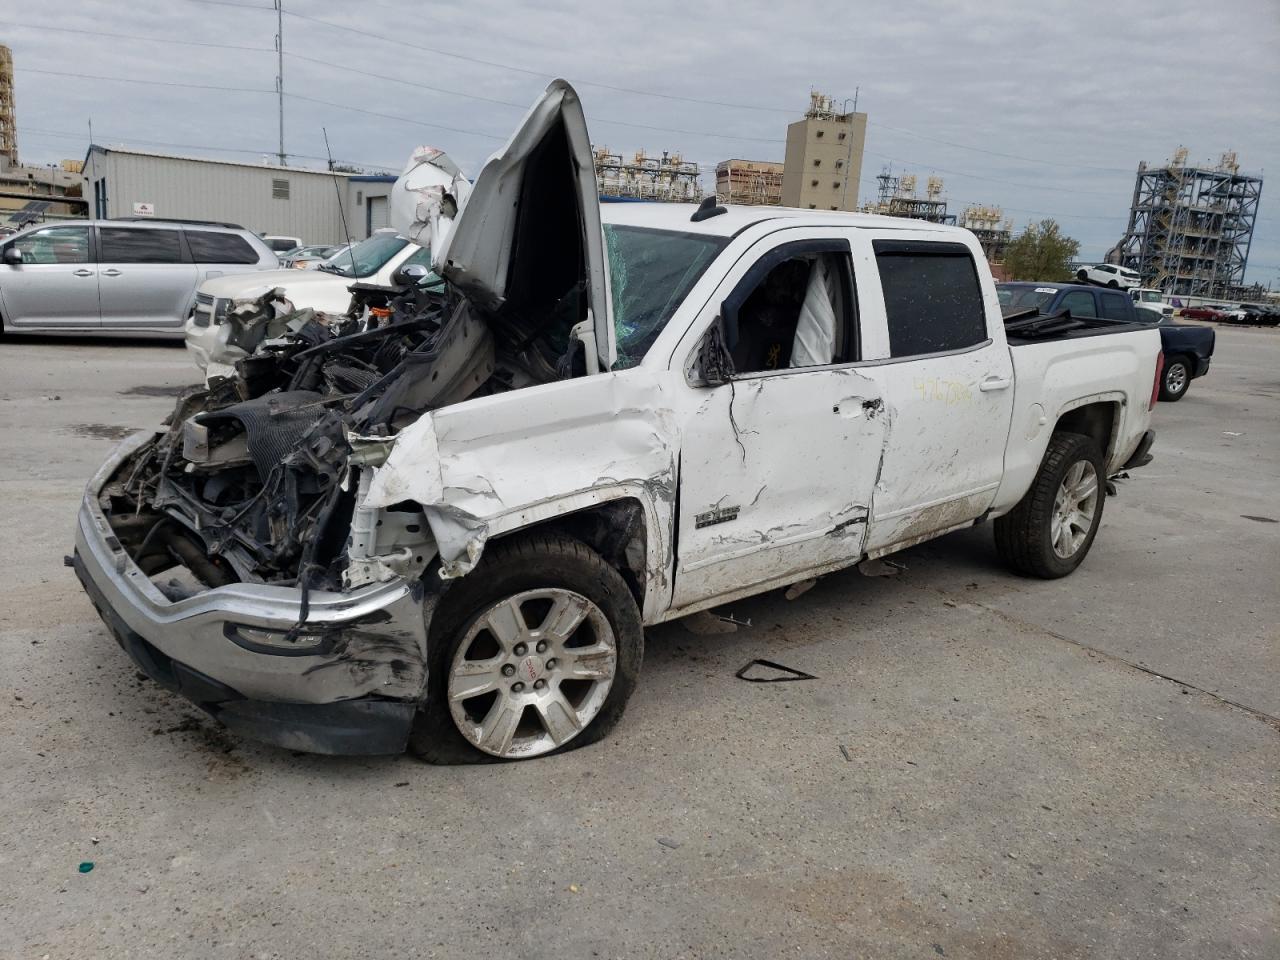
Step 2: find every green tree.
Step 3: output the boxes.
[1003,219,1081,281]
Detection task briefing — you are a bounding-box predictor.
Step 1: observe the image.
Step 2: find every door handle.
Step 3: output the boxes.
[101,268,122,277]
[979,376,1012,392]
[72,269,95,277]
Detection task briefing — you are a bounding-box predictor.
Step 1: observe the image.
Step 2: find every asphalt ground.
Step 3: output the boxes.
[1,325,1276,959]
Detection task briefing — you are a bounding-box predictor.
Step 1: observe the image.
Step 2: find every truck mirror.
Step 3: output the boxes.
[692,316,735,387]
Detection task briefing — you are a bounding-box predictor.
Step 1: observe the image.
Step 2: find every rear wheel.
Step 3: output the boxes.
[1076,269,1088,281]
[1107,279,1119,288]
[1158,355,1191,401]
[994,432,1106,579]
[410,533,643,764]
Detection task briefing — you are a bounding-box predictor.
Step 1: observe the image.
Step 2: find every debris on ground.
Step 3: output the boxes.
[78,862,94,874]
[656,837,682,849]
[784,578,817,600]
[858,557,906,577]
[734,659,817,682]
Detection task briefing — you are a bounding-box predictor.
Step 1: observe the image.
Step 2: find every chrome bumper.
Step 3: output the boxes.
[73,434,429,754]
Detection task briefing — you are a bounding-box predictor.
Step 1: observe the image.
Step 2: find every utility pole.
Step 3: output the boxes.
[275,0,285,166]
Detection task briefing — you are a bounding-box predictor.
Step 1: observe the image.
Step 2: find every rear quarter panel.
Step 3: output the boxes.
[992,328,1160,515]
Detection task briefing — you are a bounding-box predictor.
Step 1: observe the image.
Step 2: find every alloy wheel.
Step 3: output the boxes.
[1050,460,1099,559]
[447,588,618,759]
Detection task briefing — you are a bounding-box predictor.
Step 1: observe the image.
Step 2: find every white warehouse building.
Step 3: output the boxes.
[81,146,396,243]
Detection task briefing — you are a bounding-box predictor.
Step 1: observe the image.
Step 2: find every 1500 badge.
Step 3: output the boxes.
[695,506,740,528]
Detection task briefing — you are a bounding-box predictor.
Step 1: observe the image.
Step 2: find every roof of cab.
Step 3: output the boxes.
[599,201,975,239]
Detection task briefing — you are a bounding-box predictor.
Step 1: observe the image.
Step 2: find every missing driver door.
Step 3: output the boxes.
[672,232,887,609]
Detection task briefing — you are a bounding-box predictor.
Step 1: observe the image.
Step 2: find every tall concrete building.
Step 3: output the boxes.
[781,92,866,212]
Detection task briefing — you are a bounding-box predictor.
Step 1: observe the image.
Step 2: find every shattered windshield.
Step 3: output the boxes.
[606,225,728,369]
[320,232,408,278]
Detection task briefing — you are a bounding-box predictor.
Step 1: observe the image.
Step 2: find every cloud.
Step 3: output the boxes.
[7,0,1279,283]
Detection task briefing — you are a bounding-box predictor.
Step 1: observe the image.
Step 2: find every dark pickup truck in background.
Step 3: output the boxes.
[998,282,1215,401]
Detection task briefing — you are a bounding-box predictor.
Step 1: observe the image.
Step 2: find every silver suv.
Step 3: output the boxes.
[0,219,277,337]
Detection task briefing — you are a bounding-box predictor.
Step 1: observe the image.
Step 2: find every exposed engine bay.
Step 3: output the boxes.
[101,264,587,601]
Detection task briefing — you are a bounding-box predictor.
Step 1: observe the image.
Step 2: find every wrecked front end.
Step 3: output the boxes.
[74,268,581,754]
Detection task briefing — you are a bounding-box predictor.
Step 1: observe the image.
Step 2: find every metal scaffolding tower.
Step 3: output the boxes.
[593,147,702,203]
[0,45,18,167]
[864,169,955,224]
[1114,148,1263,298]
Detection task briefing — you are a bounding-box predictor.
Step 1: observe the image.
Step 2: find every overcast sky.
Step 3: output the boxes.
[7,0,1279,285]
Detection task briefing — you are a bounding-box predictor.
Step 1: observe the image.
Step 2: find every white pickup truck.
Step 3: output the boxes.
[73,82,1161,763]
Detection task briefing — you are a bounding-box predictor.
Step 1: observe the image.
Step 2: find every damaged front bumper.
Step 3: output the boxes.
[74,434,429,755]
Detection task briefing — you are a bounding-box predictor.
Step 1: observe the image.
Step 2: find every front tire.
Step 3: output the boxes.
[1158,355,1191,401]
[994,432,1106,579]
[409,533,643,764]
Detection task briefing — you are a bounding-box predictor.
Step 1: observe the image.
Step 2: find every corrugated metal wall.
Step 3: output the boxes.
[84,150,373,244]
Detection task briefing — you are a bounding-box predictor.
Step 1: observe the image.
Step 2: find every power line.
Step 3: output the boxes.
[8,23,273,53]
[23,67,273,95]
[18,125,399,171]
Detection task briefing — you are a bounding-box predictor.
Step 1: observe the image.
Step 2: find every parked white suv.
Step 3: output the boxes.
[0,219,277,337]
[1076,263,1140,289]
[185,229,434,370]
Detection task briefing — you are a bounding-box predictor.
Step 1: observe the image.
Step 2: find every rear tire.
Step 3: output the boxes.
[409,533,643,764]
[1076,269,1088,281]
[1107,279,1119,288]
[1158,355,1191,402]
[994,432,1106,579]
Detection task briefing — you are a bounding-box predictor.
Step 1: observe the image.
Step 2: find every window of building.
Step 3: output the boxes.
[185,230,259,264]
[830,206,838,211]
[808,204,816,209]
[812,159,821,168]
[272,178,290,200]
[838,131,847,141]
[835,160,844,169]
[816,129,824,138]
[833,182,841,190]
[99,227,184,264]
[11,225,90,264]
[356,190,364,206]
[873,240,987,358]
[811,179,819,188]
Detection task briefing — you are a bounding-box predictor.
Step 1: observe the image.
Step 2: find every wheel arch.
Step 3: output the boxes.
[1053,397,1122,465]
[484,487,669,621]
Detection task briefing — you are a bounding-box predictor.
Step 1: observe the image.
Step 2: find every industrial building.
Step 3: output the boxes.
[1111,148,1263,298]
[0,44,16,169]
[82,146,396,243]
[781,92,866,212]
[715,159,784,206]
[592,147,701,202]
[957,205,1013,264]
[863,171,954,223]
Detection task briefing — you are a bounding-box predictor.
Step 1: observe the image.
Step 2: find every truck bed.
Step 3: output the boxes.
[1002,306,1155,345]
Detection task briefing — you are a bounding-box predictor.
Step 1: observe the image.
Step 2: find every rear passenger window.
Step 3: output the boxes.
[1060,291,1096,317]
[1099,292,1131,321]
[99,228,183,264]
[873,241,986,357]
[186,231,259,264]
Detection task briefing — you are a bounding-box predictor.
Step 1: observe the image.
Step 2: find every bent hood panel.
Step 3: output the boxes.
[428,80,614,371]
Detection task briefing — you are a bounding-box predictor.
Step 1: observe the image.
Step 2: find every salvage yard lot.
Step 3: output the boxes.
[1,328,1277,959]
